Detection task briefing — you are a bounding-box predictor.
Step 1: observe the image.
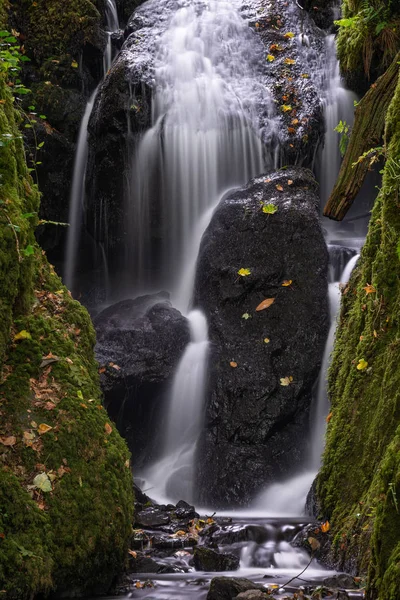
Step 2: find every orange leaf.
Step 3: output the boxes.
[104,422,113,435]
[276,184,283,192]
[282,280,292,287]
[326,412,333,423]
[287,127,296,134]
[321,521,330,533]
[256,298,275,311]
[287,179,293,185]
[38,423,52,435]
[230,361,238,368]
[128,550,137,558]
[363,284,376,294]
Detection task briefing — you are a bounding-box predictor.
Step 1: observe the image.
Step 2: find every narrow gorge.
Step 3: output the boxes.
[0,0,399,599]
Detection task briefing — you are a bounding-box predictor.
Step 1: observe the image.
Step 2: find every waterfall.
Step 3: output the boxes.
[142,310,209,504]
[64,1,119,291]
[125,0,269,294]
[319,35,357,205]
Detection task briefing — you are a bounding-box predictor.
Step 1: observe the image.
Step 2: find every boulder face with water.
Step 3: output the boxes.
[94,293,190,463]
[193,167,329,507]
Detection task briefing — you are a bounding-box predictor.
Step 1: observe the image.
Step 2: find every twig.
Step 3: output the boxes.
[277,554,313,590]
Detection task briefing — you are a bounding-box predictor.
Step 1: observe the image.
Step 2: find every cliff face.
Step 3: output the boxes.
[0,43,134,600]
[316,69,400,600]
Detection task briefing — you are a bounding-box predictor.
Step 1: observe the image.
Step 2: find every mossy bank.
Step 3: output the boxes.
[0,62,134,599]
[316,72,400,599]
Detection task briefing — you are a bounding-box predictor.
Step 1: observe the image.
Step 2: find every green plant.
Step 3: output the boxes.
[334,120,350,157]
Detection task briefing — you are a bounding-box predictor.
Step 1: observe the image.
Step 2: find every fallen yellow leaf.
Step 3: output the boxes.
[363,284,376,294]
[38,423,52,435]
[282,280,292,287]
[230,361,238,368]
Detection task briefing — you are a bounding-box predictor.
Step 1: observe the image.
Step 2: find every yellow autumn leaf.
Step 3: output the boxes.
[284,57,296,65]
[38,423,52,435]
[256,298,275,311]
[282,279,292,287]
[284,31,295,38]
[357,359,368,371]
[267,54,275,62]
[230,361,238,368]
[264,337,270,344]
[71,60,78,68]
[280,376,293,386]
[281,104,292,112]
[14,330,32,341]
[238,268,251,276]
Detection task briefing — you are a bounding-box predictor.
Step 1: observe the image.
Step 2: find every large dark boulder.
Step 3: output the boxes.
[94,293,190,464]
[193,167,329,507]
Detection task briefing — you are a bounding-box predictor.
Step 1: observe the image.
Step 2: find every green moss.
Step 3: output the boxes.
[0,57,134,599]
[337,0,400,85]
[317,73,400,598]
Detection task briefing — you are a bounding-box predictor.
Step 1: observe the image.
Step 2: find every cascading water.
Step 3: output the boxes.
[125,0,274,294]
[142,310,209,504]
[64,1,119,291]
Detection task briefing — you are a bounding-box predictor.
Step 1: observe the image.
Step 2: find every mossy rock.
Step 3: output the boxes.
[317,73,400,599]
[0,56,134,600]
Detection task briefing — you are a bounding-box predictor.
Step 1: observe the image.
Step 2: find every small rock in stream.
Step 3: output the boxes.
[207,577,267,600]
[135,507,171,528]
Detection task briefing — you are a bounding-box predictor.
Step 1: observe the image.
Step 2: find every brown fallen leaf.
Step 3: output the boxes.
[104,422,112,435]
[256,298,275,311]
[308,537,320,551]
[0,436,16,447]
[282,280,292,287]
[287,179,293,185]
[128,550,137,558]
[321,521,330,533]
[276,184,284,192]
[44,402,56,411]
[230,361,238,368]
[326,412,333,423]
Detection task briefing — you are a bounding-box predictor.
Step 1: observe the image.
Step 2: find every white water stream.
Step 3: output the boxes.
[126,0,271,293]
[65,0,119,290]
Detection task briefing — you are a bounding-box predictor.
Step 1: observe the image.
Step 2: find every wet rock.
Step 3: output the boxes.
[176,500,199,521]
[236,591,269,600]
[194,168,329,507]
[207,577,267,600]
[210,525,269,546]
[128,553,168,573]
[193,547,240,572]
[135,507,171,528]
[323,574,359,589]
[95,293,190,463]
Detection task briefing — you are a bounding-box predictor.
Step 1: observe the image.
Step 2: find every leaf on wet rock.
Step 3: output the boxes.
[264,338,270,344]
[276,184,284,192]
[262,203,278,214]
[266,54,275,62]
[281,104,292,112]
[280,376,293,386]
[282,280,292,286]
[287,179,294,185]
[284,57,296,65]
[237,268,251,276]
[38,423,52,435]
[33,472,52,493]
[284,31,295,38]
[256,298,275,311]
[242,313,251,320]
[357,359,368,371]
[230,361,238,368]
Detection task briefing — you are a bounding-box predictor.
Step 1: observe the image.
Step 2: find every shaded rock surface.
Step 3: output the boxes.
[193,168,329,507]
[193,547,240,572]
[207,577,267,600]
[94,292,190,464]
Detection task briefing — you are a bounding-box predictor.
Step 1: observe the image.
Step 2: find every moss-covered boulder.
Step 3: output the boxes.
[316,73,400,599]
[0,61,134,599]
